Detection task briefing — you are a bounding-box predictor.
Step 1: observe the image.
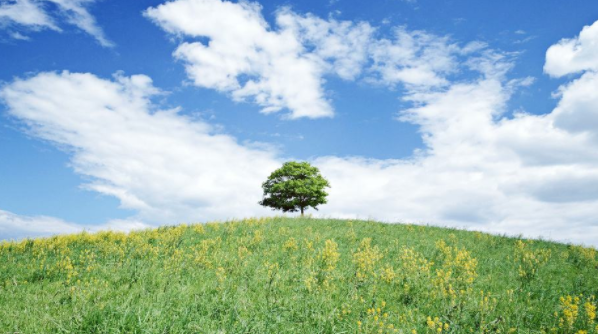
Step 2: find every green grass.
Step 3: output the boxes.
[1,217,597,333]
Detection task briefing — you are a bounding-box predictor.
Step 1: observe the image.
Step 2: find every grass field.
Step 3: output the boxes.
[1,217,597,333]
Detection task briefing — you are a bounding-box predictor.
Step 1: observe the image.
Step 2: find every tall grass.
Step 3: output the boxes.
[1,217,597,333]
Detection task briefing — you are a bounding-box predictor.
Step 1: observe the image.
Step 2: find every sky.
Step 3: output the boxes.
[1,0,598,246]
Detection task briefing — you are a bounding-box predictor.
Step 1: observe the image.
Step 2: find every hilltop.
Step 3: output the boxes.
[1,217,597,333]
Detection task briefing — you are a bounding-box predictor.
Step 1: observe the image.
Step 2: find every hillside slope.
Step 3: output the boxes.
[1,217,597,333]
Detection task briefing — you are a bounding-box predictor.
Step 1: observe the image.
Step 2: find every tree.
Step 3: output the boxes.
[259,161,330,216]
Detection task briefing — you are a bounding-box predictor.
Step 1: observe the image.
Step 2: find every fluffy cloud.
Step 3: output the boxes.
[145,0,476,118]
[313,21,598,246]
[1,71,280,225]
[275,9,374,81]
[145,0,344,118]
[0,0,58,30]
[368,29,460,88]
[145,0,517,118]
[0,209,148,240]
[545,20,598,77]
[550,71,598,136]
[315,74,598,246]
[0,0,112,46]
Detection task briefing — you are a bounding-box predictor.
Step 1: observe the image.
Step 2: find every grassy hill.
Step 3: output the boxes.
[1,217,597,333]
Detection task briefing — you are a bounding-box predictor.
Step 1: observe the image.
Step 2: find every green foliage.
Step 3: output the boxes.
[259,161,330,215]
[1,218,597,333]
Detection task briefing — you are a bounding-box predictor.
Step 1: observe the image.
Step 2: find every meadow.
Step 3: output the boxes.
[1,217,597,333]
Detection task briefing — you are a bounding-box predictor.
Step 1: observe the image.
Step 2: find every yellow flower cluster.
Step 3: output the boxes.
[555,295,597,333]
[237,245,250,260]
[304,239,315,252]
[319,239,340,272]
[283,237,299,251]
[194,238,221,269]
[242,217,270,227]
[359,301,398,333]
[337,304,352,321]
[380,265,397,283]
[433,240,478,300]
[304,239,340,290]
[346,228,357,240]
[205,222,221,231]
[398,247,432,281]
[569,245,597,268]
[304,272,317,292]
[353,238,384,281]
[426,316,449,333]
[560,295,580,329]
[250,229,264,246]
[514,240,551,282]
[192,224,205,235]
[585,298,597,322]
[479,290,497,311]
[56,256,78,285]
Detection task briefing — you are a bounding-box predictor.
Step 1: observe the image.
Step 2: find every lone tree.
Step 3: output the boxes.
[259,161,330,216]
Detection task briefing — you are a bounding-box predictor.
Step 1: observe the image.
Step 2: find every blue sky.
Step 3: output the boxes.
[1,0,598,245]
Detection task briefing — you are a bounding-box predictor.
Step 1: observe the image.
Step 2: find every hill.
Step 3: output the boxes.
[1,217,597,333]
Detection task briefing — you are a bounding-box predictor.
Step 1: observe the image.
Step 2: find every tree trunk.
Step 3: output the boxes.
[301,207,304,216]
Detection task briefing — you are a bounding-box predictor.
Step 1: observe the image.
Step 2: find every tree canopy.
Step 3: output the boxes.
[259,161,330,216]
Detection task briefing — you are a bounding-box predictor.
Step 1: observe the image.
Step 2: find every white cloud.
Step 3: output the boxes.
[550,71,598,136]
[314,72,598,247]
[0,0,58,30]
[368,29,460,88]
[0,209,82,239]
[0,0,112,46]
[0,209,149,240]
[311,21,598,247]
[1,71,281,225]
[10,30,30,39]
[145,0,356,119]
[275,9,374,81]
[47,0,114,47]
[545,20,598,77]
[145,0,507,118]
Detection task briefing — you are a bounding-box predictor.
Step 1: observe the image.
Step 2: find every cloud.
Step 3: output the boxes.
[311,20,598,247]
[47,0,114,47]
[0,0,58,30]
[0,0,112,46]
[310,23,598,246]
[0,209,148,240]
[368,29,460,88]
[1,71,281,225]
[550,71,598,136]
[3,16,598,247]
[314,71,598,246]
[275,9,374,81]
[144,0,354,119]
[545,20,598,77]
[10,30,30,39]
[145,0,510,118]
